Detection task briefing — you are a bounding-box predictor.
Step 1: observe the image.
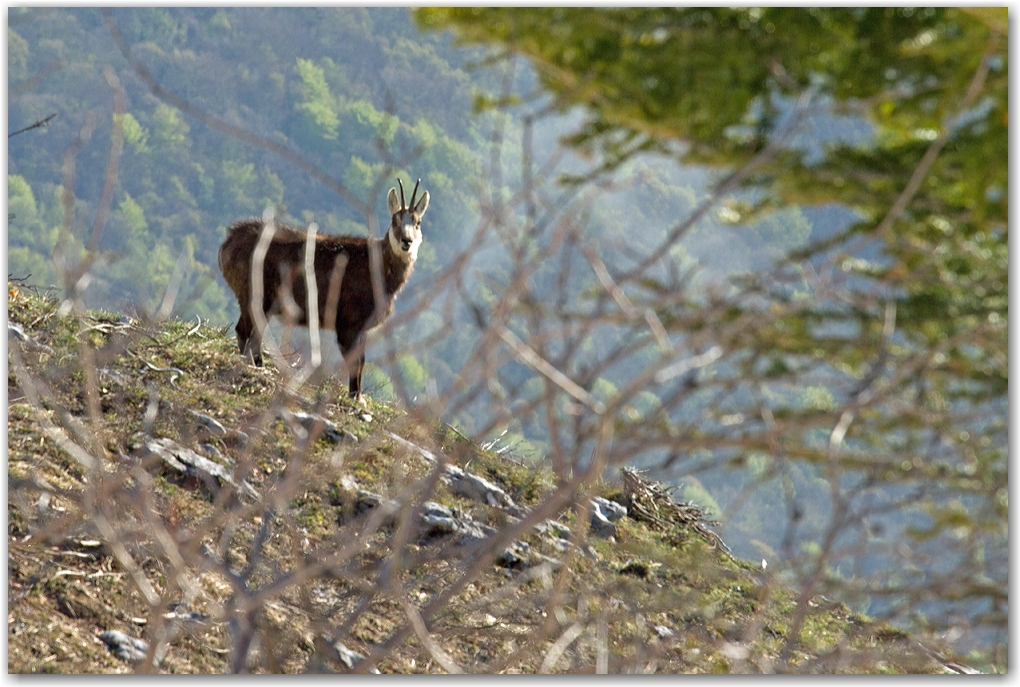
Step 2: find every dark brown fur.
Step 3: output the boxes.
[218,219,416,398]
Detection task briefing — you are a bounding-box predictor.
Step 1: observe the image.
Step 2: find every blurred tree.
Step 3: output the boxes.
[417,8,1006,349]
[418,6,1007,655]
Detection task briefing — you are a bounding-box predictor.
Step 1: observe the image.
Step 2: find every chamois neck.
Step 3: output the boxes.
[379,236,416,297]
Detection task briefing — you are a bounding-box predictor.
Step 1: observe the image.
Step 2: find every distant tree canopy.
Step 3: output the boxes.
[418,5,1007,398]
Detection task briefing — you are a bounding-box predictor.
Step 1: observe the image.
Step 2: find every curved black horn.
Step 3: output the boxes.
[409,178,421,209]
[397,178,406,210]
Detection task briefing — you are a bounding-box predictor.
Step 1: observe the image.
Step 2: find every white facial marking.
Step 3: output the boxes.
[389,223,421,262]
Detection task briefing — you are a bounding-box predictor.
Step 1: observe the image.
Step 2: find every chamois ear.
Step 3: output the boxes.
[414,190,430,218]
[387,188,401,216]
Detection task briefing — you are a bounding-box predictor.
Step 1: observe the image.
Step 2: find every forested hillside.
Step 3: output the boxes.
[9,8,485,323]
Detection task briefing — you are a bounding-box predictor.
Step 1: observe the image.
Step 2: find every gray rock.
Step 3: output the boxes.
[98,368,130,387]
[144,437,259,501]
[8,321,27,341]
[339,475,360,493]
[8,320,54,355]
[592,496,627,522]
[385,432,522,512]
[420,501,458,535]
[419,502,496,544]
[444,464,515,509]
[285,410,358,445]
[536,519,572,540]
[196,443,226,462]
[498,541,532,569]
[165,610,208,624]
[98,630,150,663]
[335,641,365,668]
[384,431,438,464]
[536,553,564,568]
[355,490,401,524]
[325,637,380,673]
[653,624,675,639]
[589,505,618,538]
[188,410,227,438]
[533,520,572,551]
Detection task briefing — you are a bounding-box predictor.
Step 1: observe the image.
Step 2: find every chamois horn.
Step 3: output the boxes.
[397,178,406,210]
[409,178,421,209]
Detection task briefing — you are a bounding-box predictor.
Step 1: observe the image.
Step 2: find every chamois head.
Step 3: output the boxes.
[386,178,429,262]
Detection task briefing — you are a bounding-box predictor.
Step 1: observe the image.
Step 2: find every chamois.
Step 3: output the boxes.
[218,179,429,400]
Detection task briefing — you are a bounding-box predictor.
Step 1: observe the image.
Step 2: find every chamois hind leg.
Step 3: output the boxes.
[235,311,252,354]
[235,310,263,366]
[247,328,264,367]
[338,330,366,403]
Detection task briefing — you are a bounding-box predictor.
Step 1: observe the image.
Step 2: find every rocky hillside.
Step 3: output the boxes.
[7,280,959,674]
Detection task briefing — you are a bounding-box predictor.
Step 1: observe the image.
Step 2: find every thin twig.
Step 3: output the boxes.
[8,112,57,138]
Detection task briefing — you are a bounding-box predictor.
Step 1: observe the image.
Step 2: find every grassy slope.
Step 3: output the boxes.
[6,282,944,674]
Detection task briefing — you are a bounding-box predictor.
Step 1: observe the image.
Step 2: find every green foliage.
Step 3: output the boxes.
[220,160,258,211]
[151,103,191,154]
[746,206,813,256]
[395,354,428,397]
[629,390,662,419]
[800,386,837,413]
[681,480,721,520]
[341,156,387,201]
[337,98,397,148]
[121,113,150,153]
[9,28,29,82]
[591,377,619,405]
[117,193,149,243]
[294,58,340,142]
[126,8,188,48]
[8,247,58,288]
[362,363,396,402]
[8,175,39,228]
